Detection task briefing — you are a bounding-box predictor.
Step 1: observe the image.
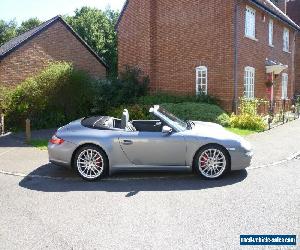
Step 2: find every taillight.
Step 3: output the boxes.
[49,135,65,145]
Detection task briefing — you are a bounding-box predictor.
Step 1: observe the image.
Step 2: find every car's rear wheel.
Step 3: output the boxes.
[74,145,108,181]
[194,145,230,179]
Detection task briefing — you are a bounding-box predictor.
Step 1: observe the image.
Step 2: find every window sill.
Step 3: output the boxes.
[269,44,274,48]
[244,35,258,42]
[283,49,291,54]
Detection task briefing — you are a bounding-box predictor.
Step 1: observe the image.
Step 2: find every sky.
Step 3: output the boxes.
[0,0,126,24]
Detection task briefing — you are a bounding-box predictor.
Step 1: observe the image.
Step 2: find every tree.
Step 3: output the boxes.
[66,7,119,76]
[0,19,17,46]
[17,18,41,35]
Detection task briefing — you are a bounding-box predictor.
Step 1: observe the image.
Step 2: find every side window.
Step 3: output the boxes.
[245,6,256,39]
[269,19,273,46]
[196,66,208,95]
[282,73,288,99]
[244,66,255,99]
[283,28,289,52]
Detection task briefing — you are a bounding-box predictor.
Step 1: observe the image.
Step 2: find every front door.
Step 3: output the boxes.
[118,131,186,166]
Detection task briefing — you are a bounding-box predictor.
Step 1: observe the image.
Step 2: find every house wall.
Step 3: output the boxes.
[0,21,106,86]
[118,0,153,78]
[237,1,296,103]
[295,33,300,94]
[117,0,297,112]
[118,0,236,111]
[287,0,300,94]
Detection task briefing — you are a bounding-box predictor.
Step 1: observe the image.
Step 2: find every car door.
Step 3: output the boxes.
[118,131,186,166]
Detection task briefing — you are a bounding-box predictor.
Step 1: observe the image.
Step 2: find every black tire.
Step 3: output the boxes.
[73,145,108,181]
[194,144,230,179]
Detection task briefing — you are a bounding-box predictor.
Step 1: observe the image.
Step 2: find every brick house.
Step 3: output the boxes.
[0,16,107,87]
[287,0,300,94]
[117,0,300,112]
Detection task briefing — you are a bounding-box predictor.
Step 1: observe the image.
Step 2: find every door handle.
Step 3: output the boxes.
[122,140,133,145]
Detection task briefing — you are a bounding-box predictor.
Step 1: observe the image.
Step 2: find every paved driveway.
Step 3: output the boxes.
[248,119,300,167]
[0,120,299,249]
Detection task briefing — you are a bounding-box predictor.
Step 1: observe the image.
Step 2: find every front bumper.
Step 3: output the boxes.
[229,150,253,170]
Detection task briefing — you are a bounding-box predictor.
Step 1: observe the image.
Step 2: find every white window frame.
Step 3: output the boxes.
[283,28,289,52]
[195,66,208,95]
[281,73,288,99]
[245,6,256,39]
[268,19,273,46]
[244,66,255,99]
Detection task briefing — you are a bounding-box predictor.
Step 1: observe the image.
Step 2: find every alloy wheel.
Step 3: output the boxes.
[76,149,104,180]
[198,148,227,179]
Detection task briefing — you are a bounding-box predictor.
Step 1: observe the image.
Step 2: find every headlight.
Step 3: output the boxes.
[240,138,252,152]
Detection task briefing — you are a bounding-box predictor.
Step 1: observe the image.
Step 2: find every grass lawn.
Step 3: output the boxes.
[28,139,48,150]
[226,127,257,136]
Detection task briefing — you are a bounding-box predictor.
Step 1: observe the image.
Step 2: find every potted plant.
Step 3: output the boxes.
[265,79,273,88]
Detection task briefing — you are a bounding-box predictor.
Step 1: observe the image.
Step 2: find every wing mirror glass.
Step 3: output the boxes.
[162,126,172,134]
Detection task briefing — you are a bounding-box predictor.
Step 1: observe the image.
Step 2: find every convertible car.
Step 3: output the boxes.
[48,105,253,181]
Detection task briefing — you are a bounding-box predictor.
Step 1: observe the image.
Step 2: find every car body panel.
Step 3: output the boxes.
[118,131,187,166]
[48,106,253,175]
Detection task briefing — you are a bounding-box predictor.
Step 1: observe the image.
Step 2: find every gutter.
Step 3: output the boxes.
[249,0,300,31]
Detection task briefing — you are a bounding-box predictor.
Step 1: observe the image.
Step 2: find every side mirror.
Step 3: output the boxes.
[162,126,172,135]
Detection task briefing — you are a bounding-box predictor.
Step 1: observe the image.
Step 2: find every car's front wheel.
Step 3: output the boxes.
[194,145,230,179]
[74,145,108,181]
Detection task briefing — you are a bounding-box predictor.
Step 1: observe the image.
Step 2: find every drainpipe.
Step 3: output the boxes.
[233,0,240,113]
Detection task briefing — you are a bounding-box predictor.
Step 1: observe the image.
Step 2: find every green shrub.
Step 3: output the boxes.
[229,98,266,131]
[91,66,149,114]
[229,114,266,131]
[3,62,96,129]
[2,64,149,130]
[216,113,231,127]
[107,102,228,124]
[108,104,150,120]
[160,102,226,123]
[138,92,218,105]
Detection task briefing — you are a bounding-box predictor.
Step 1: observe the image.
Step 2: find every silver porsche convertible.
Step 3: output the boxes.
[48,105,253,181]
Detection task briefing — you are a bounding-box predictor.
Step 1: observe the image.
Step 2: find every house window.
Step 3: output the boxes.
[244,67,255,99]
[282,73,288,99]
[283,28,289,52]
[196,66,208,95]
[245,6,256,39]
[269,19,273,46]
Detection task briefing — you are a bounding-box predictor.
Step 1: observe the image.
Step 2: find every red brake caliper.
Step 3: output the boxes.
[200,155,208,168]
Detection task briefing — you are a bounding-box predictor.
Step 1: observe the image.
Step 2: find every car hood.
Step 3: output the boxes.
[185,121,243,141]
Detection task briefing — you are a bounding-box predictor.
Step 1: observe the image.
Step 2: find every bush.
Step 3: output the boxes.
[160,102,227,123]
[3,62,97,129]
[229,114,266,131]
[2,64,149,130]
[216,113,230,127]
[138,92,218,105]
[108,104,150,120]
[229,98,266,131]
[91,66,149,114]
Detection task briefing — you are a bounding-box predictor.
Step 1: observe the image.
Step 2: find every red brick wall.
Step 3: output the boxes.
[287,0,300,94]
[118,0,296,112]
[118,0,152,78]
[0,20,106,86]
[118,0,236,111]
[237,1,296,102]
[295,33,300,94]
